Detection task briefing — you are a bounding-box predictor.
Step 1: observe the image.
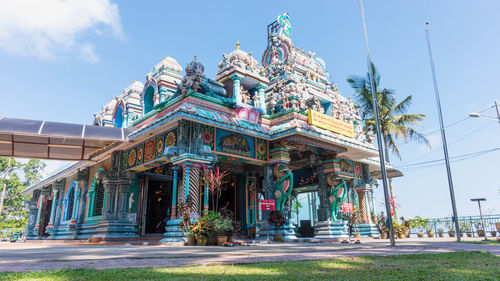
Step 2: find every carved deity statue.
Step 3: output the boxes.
[180,63,201,97]
[326,175,347,221]
[273,163,294,213]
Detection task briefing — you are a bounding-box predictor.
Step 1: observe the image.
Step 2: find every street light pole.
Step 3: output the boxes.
[425,22,461,242]
[358,0,395,246]
[470,198,487,241]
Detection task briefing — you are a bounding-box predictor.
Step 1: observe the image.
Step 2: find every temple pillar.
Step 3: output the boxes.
[357,189,369,223]
[170,166,180,218]
[76,168,89,226]
[70,179,79,224]
[48,185,61,227]
[354,185,379,238]
[35,191,47,228]
[256,83,267,112]
[230,74,244,104]
[26,190,40,239]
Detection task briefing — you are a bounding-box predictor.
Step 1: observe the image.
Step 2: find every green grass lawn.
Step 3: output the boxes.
[0,251,498,281]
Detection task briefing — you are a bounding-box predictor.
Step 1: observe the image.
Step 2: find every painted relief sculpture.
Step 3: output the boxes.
[327,174,347,221]
[273,163,294,213]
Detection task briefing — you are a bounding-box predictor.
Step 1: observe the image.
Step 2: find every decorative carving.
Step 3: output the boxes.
[327,175,347,221]
[273,163,293,213]
[219,133,250,157]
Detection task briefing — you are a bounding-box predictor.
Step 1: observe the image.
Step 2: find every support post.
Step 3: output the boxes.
[170,166,179,218]
[231,74,244,104]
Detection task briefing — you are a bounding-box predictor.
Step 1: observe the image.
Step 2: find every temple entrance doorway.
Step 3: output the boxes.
[38,197,51,237]
[144,179,172,234]
[209,174,237,219]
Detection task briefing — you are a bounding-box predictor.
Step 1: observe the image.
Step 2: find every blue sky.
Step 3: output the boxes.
[1,0,498,219]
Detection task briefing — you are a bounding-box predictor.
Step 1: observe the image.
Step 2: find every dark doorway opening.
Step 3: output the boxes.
[209,175,237,219]
[145,180,172,234]
[38,198,51,237]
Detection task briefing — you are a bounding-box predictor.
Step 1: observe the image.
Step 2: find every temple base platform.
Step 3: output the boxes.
[314,220,349,239]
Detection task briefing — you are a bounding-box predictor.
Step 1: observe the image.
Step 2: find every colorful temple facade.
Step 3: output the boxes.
[24,15,381,241]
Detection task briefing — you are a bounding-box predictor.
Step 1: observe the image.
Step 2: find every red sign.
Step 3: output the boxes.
[342,203,353,213]
[260,199,275,211]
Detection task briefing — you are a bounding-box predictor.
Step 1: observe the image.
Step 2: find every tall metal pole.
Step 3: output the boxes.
[358,0,395,246]
[425,22,461,242]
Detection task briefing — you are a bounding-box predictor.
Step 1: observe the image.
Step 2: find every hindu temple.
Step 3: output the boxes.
[5,14,384,241]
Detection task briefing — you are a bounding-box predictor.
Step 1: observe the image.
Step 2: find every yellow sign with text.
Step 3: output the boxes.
[307,109,354,138]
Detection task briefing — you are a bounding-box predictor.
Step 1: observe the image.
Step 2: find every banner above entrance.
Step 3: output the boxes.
[307,109,354,138]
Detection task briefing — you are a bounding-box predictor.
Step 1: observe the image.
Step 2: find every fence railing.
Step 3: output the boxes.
[409,214,500,237]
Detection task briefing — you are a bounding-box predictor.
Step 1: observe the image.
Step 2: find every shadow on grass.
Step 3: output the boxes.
[0,251,498,281]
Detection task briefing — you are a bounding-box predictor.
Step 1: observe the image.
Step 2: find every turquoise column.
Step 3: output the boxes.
[171,166,179,218]
[71,181,80,222]
[48,189,59,226]
[159,86,167,103]
[203,165,211,215]
[256,83,267,112]
[184,165,191,202]
[35,193,45,227]
[230,74,244,104]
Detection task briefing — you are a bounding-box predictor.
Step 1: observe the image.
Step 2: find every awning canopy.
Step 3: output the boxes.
[0,117,130,161]
[370,168,404,180]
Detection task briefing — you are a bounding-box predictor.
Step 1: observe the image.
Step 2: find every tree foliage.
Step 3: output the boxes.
[0,158,46,230]
[347,63,429,159]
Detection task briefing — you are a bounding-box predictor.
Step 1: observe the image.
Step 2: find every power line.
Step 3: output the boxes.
[395,146,500,169]
[395,104,495,147]
[397,120,496,165]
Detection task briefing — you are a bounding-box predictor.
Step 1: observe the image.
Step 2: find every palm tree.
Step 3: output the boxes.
[347,63,429,219]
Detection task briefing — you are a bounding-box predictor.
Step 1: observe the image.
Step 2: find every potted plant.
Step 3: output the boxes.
[393,220,405,239]
[207,166,229,213]
[203,211,219,245]
[445,220,455,237]
[191,217,213,246]
[268,210,286,242]
[474,221,485,237]
[413,216,424,238]
[214,216,233,246]
[490,223,497,237]
[177,199,195,246]
[376,213,388,239]
[460,221,473,237]
[437,228,444,238]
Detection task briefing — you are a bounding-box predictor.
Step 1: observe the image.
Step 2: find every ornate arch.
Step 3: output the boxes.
[113,99,126,128]
[62,181,77,221]
[142,79,158,114]
[86,168,108,220]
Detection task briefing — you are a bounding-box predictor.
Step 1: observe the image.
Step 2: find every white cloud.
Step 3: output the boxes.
[80,44,100,64]
[0,0,123,62]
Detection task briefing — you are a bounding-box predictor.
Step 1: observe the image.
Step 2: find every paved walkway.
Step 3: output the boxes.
[0,238,498,272]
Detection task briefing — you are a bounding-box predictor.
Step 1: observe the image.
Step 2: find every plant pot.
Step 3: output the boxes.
[476,230,485,237]
[448,230,455,237]
[466,232,472,237]
[353,233,361,238]
[438,233,444,238]
[417,232,424,238]
[397,233,405,239]
[187,235,196,246]
[426,230,435,238]
[273,234,283,242]
[490,231,497,237]
[217,235,227,246]
[496,222,500,233]
[197,235,208,246]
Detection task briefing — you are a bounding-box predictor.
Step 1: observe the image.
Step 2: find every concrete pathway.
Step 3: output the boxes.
[0,238,498,272]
